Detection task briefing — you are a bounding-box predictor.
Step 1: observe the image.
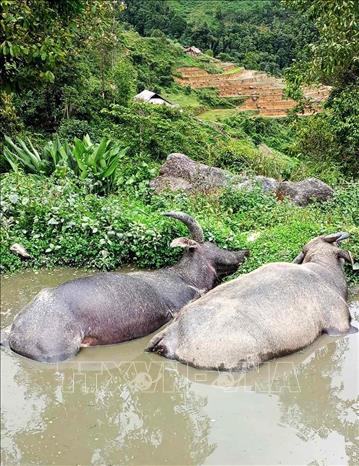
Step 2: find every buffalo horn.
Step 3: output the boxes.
[163,211,205,243]
[324,231,350,243]
[293,251,305,264]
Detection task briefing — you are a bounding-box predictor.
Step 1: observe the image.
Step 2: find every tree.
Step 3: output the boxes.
[1,0,86,91]
[283,0,359,86]
[284,0,359,178]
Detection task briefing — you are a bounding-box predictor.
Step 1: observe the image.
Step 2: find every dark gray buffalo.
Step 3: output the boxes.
[147,232,356,371]
[1,212,248,362]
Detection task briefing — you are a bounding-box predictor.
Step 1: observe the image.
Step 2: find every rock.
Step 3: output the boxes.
[150,175,193,193]
[150,153,231,194]
[151,153,277,194]
[10,243,32,259]
[234,175,279,193]
[150,153,333,206]
[278,178,334,206]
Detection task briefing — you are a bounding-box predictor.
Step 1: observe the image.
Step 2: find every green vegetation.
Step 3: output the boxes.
[0,0,358,285]
[284,0,358,87]
[197,108,241,122]
[1,172,358,284]
[123,0,317,76]
[222,67,243,76]
[285,0,359,178]
[3,135,127,194]
[1,0,89,91]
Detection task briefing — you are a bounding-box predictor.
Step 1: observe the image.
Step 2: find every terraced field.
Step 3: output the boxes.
[175,62,330,118]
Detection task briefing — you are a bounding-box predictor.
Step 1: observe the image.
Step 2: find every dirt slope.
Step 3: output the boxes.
[175,63,330,117]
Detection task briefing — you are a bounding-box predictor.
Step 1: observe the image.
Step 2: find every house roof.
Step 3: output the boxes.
[134,90,173,105]
[184,46,202,54]
[134,90,157,101]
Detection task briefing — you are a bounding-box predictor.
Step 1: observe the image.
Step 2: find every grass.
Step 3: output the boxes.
[163,91,203,109]
[1,172,358,285]
[222,66,243,75]
[197,108,241,121]
[174,54,224,74]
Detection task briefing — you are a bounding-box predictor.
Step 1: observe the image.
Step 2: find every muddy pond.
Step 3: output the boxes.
[1,268,358,466]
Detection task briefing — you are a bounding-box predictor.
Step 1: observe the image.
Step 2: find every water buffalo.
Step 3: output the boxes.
[147,232,356,371]
[1,212,249,363]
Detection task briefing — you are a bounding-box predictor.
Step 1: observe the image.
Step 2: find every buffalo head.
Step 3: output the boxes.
[164,211,249,279]
[293,232,354,268]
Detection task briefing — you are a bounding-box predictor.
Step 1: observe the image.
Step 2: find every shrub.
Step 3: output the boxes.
[2,135,128,194]
[214,139,296,179]
[196,88,233,109]
[57,119,96,140]
[291,81,359,179]
[101,102,225,162]
[1,172,357,286]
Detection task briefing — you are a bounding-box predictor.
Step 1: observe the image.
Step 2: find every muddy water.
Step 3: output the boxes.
[1,268,358,466]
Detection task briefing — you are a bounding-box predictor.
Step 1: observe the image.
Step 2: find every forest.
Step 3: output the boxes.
[123,0,317,75]
[1,0,358,282]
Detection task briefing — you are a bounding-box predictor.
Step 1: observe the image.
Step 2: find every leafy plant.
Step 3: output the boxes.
[1,172,358,286]
[70,135,127,194]
[3,135,128,194]
[3,135,52,175]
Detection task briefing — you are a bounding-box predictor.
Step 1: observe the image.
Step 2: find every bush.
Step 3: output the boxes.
[1,172,358,286]
[101,102,226,162]
[214,139,296,179]
[57,119,96,140]
[291,81,359,179]
[2,135,128,194]
[196,88,233,109]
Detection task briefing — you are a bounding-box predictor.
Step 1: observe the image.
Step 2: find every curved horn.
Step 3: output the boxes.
[324,231,350,243]
[163,211,205,243]
[293,251,305,264]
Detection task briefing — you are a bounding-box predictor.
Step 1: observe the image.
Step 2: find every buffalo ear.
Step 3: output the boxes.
[293,251,305,264]
[338,249,354,266]
[170,237,199,249]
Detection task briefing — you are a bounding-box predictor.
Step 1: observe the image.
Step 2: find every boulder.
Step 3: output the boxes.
[278,178,334,206]
[235,175,279,193]
[150,153,231,194]
[149,175,193,193]
[150,153,277,194]
[150,153,333,206]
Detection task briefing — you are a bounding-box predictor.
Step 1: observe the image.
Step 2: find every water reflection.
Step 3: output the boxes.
[279,337,358,465]
[1,269,358,465]
[1,349,216,465]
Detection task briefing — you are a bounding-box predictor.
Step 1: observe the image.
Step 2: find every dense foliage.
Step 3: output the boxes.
[284,0,359,179]
[123,0,317,76]
[3,135,127,194]
[1,0,86,91]
[284,0,359,87]
[1,172,358,284]
[1,0,358,284]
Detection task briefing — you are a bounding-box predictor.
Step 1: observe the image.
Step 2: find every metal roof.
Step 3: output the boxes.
[134,90,173,105]
[134,90,157,102]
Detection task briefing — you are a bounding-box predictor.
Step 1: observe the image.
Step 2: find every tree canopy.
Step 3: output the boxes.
[284,0,359,86]
[123,0,317,76]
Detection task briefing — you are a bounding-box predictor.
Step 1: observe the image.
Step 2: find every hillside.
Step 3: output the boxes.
[1,0,358,277]
[174,60,330,118]
[123,0,316,76]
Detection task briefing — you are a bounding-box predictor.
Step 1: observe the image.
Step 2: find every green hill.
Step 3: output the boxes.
[1,0,357,279]
[123,0,317,76]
